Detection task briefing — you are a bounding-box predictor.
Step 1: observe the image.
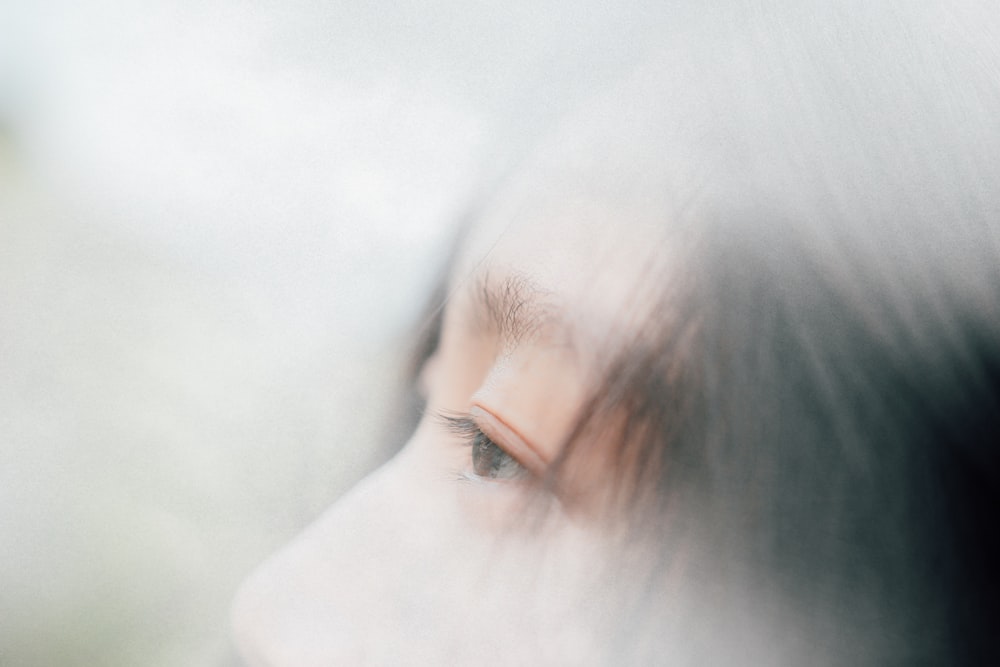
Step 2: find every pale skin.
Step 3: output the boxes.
[230,201,677,665]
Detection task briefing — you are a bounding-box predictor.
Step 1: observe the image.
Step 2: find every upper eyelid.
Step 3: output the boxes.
[467,406,548,476]
[436,410,487,441]
[435,409,512,456]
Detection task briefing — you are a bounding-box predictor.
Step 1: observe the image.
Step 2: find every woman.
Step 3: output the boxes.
[232,2,1000,664]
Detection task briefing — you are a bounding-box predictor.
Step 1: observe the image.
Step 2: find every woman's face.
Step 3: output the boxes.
[230,197,674,665]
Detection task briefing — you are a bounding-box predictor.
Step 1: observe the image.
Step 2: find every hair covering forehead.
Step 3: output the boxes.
[466,0,1000,279]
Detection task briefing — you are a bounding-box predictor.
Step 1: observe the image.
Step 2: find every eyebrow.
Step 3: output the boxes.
[468,270,567,349]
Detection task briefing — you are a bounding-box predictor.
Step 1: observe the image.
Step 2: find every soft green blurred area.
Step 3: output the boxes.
[0,1,665,664]
[0,137,438,665]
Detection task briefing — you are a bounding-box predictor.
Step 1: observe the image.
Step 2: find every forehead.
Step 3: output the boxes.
[450,60,690,345]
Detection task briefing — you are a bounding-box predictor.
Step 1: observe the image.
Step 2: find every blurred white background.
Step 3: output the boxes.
[0,2,667,664]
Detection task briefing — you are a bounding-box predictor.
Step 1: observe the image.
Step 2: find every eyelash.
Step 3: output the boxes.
[436,411,528,481]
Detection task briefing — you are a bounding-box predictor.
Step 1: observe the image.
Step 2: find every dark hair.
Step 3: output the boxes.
[405,3,1000,664]
[585,205,1000,665]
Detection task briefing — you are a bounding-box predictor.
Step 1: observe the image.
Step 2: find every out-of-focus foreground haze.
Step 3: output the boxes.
[0,2,666,664]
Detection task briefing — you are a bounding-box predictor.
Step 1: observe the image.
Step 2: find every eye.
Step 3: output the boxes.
[437,411,528,481]
[469,428,525,480]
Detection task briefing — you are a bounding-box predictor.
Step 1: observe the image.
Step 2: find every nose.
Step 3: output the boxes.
[230,460,402,666]
[230,529,360,665]
[229,434,469,666]
[228,424,595,666]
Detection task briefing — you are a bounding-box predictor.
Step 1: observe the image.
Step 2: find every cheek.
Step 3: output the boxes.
[230,424,617,666]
